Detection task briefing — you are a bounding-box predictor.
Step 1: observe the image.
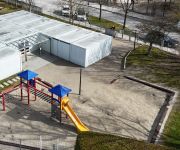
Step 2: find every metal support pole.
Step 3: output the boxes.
[59,97,61,124]
[51,93,53,117]
[66,94,69,119]
[20,78,23,101]
[24,48,27,62]
[2,94,5,111]
[27,80,30,105]
[79,68,82,95]
[34,78,37,101]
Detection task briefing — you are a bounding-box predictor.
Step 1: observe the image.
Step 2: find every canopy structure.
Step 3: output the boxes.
[0,10,112,67]
[49,85,72,98]
[18,70,38,81]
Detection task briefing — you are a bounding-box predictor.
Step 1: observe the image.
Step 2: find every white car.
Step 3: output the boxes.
[76,8,87,21]
[62,5,70,16]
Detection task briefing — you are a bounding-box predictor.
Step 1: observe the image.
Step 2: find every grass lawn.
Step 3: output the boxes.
[88,15,131,33]
[127,45,180,149]
[41,13,100,32]
[0,1,19,15]
[75,132,173,150]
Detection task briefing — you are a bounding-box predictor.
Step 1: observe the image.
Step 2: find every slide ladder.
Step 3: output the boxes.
[61,97,89,132]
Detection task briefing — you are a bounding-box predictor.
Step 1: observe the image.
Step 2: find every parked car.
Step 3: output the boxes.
[75,8,87,21]
[139,31,179,48]
[62,5,70,16]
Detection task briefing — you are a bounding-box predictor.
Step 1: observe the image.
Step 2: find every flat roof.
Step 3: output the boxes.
[0,47,20,60]
[0,10,111,51]
[73,33,111,48]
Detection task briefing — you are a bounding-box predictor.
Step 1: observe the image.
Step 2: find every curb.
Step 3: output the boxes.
[121,49,134,70]
[124,75,177,144]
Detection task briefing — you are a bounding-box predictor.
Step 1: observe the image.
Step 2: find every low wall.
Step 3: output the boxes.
[124,76,177,143]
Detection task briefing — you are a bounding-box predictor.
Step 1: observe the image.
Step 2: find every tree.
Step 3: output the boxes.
[146,0,150,14]
[119,0,133,30]
[137,15,176,56]
[98,0,109,20]
[99,0,102,20]
[26,0,34,12]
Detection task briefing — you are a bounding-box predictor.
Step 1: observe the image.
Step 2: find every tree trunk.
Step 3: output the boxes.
[147,42,153,56]
[123,9,128,30]
[146,0,150,14]
[162,0,167,17]
[132,0,134,11]
[99,3,102,20]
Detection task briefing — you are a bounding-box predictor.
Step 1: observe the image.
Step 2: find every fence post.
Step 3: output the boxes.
[122,30,124,38]
[19,139,21,150]
[79,68,82,95]
[40,135,42,150]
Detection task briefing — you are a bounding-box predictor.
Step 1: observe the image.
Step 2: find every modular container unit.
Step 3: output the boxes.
[0,47,22,80]
[71,33,112,67]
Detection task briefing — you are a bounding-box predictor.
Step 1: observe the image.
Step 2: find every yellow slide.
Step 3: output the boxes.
[61,97,89,132]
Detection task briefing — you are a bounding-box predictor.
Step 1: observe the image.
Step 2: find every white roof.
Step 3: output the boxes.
[0,47,20,60]
[0,43,5,48]
[0,10,111,52]
[56,28,93,43]
[73,32,111,48]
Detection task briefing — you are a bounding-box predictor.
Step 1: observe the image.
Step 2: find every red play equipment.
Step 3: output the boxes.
[0,70,53,111]
[0,70,89,131]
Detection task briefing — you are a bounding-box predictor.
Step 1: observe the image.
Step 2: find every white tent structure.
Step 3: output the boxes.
[0,47,22,80]
[0,10,112,67]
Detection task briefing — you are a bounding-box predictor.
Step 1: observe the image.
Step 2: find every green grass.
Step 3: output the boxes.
[75,132,173,150]
[88,15,131,33]
[127,45,180,149]
[0,1,20,15]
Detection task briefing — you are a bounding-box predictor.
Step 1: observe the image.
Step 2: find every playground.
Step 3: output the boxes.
[0,39,167,149]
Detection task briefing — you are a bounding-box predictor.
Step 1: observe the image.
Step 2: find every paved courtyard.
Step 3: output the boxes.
[0,39,167,149]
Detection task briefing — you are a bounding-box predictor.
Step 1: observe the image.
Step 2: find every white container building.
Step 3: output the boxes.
[0,10,112,68]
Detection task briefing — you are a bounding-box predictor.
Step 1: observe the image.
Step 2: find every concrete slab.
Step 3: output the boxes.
[15,77,20,80]
[0,91,77,150]
[3,82,9,87]
[0,84,4,88]
[12,78,18,82]
[7,80,13,84]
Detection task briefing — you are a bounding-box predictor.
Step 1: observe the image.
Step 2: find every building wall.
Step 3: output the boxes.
[0,48,22,80]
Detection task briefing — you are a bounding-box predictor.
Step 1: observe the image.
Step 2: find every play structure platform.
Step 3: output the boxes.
[0,70,89,132]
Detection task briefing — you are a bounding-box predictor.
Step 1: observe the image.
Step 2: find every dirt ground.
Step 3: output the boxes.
[0,39,167,149]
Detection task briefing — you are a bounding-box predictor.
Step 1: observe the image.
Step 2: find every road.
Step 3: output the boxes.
[24,0,141,30]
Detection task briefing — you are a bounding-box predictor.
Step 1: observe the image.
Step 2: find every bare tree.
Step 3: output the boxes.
[137,15,176,56]
[99,0,102,20]
[120,0,133,30]
[26,0,34,12]
[98,0,109,20]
